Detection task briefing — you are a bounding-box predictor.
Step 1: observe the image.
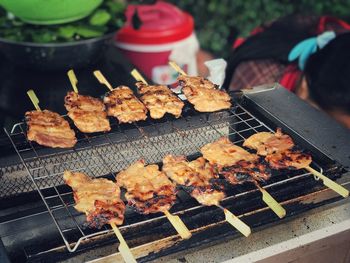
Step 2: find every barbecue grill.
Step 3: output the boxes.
[0,84,349,263]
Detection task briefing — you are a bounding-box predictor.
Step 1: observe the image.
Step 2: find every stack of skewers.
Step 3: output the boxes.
[23,64,348,263]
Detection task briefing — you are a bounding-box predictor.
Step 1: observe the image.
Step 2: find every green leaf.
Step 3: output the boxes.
[75,26,104,37]
[89,9,111,26]
[58,25,77,38]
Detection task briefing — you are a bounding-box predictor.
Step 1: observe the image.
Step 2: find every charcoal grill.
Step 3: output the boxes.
[0,84,349,263]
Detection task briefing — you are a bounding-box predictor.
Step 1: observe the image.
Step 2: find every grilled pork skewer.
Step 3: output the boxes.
[116,160,191,239]
[131,68,184,119]
[163,155,225,206]
[243,128,294,156]
[26,110,77,148]
[64,171,125,228]
[65,70,111,133]
[64,171,136,263]
[163,155,251,237]
[244,129,349,197]
[26,90,77,148]
[200,137,286,218]
[135,81,184,119]
[64,91,111,133]
[93,70,148,123]
[200,137,270,182]
[243,128,312,170]
[169,61,231,112]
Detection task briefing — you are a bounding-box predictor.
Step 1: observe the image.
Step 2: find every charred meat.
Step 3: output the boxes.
[244,129,312,170]
[116,160,177,214]
[64,91,111,133]
[201,137,258,167]
[25,110,77,148]
[103,86,147,123]
[243,128,294,156]
[178,75,231,112]
[163,155,225,206]
[220,160,271,185]
[63,171,125,228]
[265,150,312,170]
[136,82,184,119]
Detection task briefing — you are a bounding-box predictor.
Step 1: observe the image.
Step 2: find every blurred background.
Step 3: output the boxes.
[0,0,349,131]
[169,0,350,58]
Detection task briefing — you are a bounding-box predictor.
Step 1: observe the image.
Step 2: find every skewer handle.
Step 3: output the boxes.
[164,210,192,239]
[168,61,187,76]
[260,188,286,219]
[131,69,148,85]
[306,166,349,198]
[27,89,41,111]
[110,223,137,263]
[93,70,113,91]
[221,207,251,237]
[253,181,286,219]
[67,69,79,93]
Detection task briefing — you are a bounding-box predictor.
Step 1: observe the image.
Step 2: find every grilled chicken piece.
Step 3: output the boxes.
[163,155,225,206]
[220,160,271,185]
[201,137,258,167]
[243,128,294,156]
[265,150,312,170]
[116,160,177,214]
[178,75,231,112]
[64,91,111,133]
[103,86,147,123]
[63,171,125,228]
[136,82,184,119]
[25,110,77,148]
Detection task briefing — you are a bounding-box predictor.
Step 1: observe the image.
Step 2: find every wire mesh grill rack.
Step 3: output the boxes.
[4,103,324,252]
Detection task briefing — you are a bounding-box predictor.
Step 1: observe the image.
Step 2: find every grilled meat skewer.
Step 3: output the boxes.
[25,110,77,148]
[265,150,312,170]
[103,86,148,123]
[64,171,125,228]
[163,155,225,206]
[243,129,349,198]
[221,160,271,185]
[64,91,111,133]
[201,137,258,167]
[178,75,231,112]
[136,82,184,119]
[116,160,177,214]
[201,137,286,218]
[200,137,271,183]
[243,128,294,156]
[244,129,312,170]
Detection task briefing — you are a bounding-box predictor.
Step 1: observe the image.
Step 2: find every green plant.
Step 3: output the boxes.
[0,0,125,43]
[169,0,350,58]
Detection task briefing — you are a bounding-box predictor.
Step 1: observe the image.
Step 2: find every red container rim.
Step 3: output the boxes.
[116,12,194,45]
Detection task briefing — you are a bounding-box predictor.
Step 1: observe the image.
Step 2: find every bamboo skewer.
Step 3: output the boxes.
[216,204,251,237]
[131,69,148,85]
[110,222,137,263]
[163,210,192,239]
[306,166,349,198]
[27,89,41,111]
[67,69,79,93]
[253,180,286,219]
[93,70,114,91]
[169,61,187,76]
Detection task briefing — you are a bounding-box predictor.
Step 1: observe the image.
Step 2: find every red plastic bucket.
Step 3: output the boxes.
[115,2,199,85]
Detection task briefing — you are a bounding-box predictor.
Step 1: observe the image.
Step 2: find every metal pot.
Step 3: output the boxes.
[0,32,115,71]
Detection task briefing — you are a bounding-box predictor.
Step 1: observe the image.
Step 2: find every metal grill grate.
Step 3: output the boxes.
[4,103,324,252]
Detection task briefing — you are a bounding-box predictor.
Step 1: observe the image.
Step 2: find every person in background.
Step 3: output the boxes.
[223,15,350,129]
